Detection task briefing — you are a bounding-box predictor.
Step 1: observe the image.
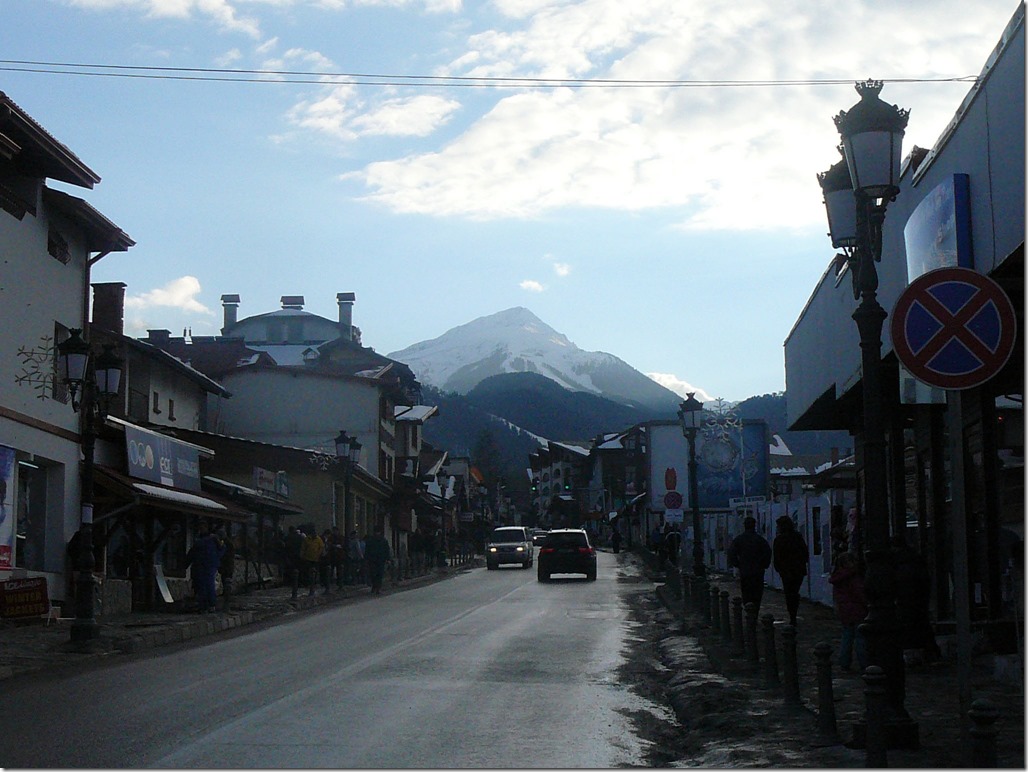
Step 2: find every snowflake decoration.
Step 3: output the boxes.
[15,335,63,402]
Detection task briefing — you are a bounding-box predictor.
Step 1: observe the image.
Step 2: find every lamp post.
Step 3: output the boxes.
[57,329,122,644]
[818,80,914,743]
[677,392,705,578]
[334,430,361,534]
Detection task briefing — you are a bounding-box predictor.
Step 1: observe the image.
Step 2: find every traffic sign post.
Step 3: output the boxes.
[890,267,1017,391]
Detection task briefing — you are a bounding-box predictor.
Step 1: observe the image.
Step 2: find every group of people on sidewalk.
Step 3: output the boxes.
[278,524,393,599]
[725,514,940,671]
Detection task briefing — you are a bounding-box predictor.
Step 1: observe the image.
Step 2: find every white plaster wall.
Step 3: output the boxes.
[216,369,382,476]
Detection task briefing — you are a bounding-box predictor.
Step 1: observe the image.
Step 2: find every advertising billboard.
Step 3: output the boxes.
[647,416,769,513]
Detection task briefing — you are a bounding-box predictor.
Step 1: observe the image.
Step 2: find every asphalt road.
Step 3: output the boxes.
[2,553,658,768]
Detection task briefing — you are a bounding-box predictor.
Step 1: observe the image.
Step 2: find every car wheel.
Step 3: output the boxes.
[586,570,597,581]
[487,561,496,571]
[537,570,549,582]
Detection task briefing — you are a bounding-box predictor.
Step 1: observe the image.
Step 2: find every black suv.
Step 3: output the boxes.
[537,529,597,582]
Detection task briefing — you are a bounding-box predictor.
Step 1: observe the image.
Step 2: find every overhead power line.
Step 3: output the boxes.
[0,58,980,89]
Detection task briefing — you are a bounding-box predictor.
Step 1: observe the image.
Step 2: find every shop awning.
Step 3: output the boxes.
[94,466,251,522]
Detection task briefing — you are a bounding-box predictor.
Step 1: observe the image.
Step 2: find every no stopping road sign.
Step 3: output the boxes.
[891,267,1017,390]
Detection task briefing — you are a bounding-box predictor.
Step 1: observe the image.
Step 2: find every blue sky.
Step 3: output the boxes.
[1,0,1017,402]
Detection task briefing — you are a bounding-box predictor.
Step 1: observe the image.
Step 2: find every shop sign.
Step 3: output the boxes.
[125,424,201,491]
[0,577,49,618]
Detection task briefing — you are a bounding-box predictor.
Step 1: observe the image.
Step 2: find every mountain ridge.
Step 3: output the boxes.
[388,306,683,413]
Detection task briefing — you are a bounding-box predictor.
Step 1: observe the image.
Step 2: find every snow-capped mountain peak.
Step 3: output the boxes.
[387,307,681,412]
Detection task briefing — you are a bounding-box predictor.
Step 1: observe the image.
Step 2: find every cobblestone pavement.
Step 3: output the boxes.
[0,560,476,683]
[648,558,1025,769]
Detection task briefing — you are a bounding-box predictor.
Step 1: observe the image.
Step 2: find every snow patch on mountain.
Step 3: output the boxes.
[388,307,684,412]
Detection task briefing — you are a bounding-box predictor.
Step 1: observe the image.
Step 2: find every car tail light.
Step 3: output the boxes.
[578,547,594,555]
[539,547,555,555]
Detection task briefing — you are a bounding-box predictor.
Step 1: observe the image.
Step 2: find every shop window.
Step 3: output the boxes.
[16,461,47,571]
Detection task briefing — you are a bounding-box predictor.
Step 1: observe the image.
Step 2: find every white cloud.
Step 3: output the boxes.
[351,0,1012,230]
[350,95,461,137]
[520,280,545,292]
[125,276,214,316]
[67,0,262,37]
[647,372,713,403]
[553,262,571,277]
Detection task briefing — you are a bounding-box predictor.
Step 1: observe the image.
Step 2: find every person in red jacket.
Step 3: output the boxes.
[830,551,868,673]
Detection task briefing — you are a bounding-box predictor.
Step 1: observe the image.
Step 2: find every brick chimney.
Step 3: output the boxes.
[221,294,240,333]
[91,282,126,335]
[337,292,355,341]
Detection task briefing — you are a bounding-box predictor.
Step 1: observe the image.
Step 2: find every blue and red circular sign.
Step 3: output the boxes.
[891,267,1017,390]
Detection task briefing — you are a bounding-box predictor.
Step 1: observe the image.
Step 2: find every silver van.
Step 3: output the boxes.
[486,526,534,570]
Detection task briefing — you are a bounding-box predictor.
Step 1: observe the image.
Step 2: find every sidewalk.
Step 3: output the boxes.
[0,559,479,682]
[649,557,1025,768]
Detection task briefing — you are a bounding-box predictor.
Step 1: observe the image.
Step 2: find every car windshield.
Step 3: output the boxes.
[543,532,588,548]
[489,529,525,543]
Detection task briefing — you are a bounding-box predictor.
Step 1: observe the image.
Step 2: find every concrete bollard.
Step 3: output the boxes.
[762,613,780,688]
[863,665,888,768]
[720,590,731,642]
[780,624,800,705]
[745,602,760,665]
[969,698,1000,768]
[731,597,745,656]
[710,585,721,630]
[813,642,838,739]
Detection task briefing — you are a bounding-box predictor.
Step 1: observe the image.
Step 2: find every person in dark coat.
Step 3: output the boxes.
[184,525,224,613]
[611,525,622,554]
[727,516,772,614]
[216,529,235,611]
[893,536,941,662]
[829,551,868,672]
[284,525,304,599]
[773,515,808,626]
[364,526,392,595]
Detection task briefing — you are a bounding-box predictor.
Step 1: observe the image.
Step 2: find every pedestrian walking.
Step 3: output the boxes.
[611,526,622,554]
[300,529,325,596]
[726,516,772,614]
[328,526,346,589]
[347,529,365,584]
[284,525,304,599]
[364,526,392,595]
[773,515,808,627]
[664,524,681,567]
[893,535,941,664]
[319,529,333,593]
[829,551,868,673]
[216,529,235,611]
[184,525,224,613]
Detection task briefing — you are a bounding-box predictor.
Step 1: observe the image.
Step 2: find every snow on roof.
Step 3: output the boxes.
[132,482,227,510]
[395,405,437,422]
[770,466,810,477]
[247,344,317,367]
[769,434,793,456]
[598,436,624,450]
[549,441,590,456]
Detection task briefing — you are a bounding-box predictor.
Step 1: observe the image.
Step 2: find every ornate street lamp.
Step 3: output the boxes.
[333,430,361,533]
[818,80,915,751]
[677,392,705,578]
[57,329,123,643]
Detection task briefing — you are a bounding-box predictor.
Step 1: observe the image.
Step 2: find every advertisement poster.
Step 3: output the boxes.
[0,445,15,570]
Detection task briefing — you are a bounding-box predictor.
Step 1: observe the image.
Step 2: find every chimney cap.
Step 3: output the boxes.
[337,292,356,303]
[221,294,241,304]
[281,295,304,309]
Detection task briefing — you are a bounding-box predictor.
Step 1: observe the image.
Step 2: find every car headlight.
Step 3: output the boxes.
[488,547,497,552]
[515,546,524,552]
